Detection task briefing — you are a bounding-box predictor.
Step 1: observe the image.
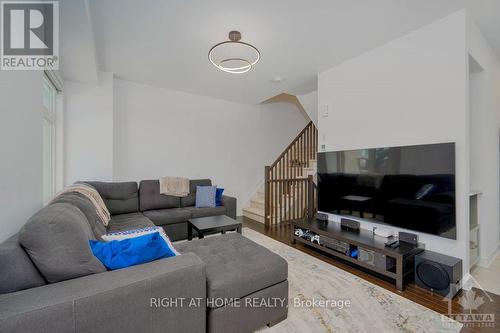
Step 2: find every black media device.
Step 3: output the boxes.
[340,218,360,232]
[317,142,456,239]
[414,250,462,298]
[399,231,418,246]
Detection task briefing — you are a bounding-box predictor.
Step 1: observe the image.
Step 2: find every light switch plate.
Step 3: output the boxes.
[322,105,329,117]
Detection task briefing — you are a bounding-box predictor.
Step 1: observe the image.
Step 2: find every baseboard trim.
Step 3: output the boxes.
[462,272,473,290]
[477,243,500,268]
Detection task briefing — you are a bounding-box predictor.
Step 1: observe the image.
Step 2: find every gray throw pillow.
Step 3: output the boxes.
[19,203,106,283]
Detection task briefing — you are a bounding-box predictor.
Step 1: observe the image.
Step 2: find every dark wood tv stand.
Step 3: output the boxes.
[292,219,424,291]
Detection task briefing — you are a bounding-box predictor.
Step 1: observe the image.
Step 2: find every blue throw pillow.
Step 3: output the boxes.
[89,232,177,270]
[196,185,216,208]
[215,188,224,207]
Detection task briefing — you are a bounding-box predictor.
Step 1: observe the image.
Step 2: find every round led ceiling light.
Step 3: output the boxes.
[208,31,261,74]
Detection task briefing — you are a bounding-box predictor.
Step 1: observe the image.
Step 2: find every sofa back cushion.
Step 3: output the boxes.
[139,180,180,211]
[19,203,106,283]
[180,179,212,207]
[84,181,139,215]
[51,192,106,240]
[0,234,46,294]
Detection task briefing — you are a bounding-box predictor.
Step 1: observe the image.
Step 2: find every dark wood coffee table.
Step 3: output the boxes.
[187,215,242,240]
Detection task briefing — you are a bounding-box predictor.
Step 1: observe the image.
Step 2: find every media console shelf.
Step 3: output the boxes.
[292,219,424,291]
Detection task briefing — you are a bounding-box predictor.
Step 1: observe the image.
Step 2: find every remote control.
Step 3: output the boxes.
[385,239,398,247]
[389,241,400,249]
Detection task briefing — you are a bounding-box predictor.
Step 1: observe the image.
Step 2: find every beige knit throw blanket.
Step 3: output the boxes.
[51,183,111,226]
[160,177,190,197]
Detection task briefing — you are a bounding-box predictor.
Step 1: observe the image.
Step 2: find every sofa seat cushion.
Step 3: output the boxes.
[107,212,155,233]
[0,234,46,294]
[184,206,226,219]
[19,203,106,283]
[139,180,180,211]
[176,233,287,305]
[143,208,191,226]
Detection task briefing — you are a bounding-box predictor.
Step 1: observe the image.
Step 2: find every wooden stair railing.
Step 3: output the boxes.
[265,121,318,226]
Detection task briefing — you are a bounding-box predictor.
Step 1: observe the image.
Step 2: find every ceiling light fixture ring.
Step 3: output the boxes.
[208,31,261,74]
[217,57,253,74]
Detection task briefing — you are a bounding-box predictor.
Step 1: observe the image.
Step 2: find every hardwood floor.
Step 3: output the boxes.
[239,217,500,333]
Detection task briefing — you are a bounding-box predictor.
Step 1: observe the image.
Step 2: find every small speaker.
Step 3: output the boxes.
[340,218,360,232]
[414,251,462,298]
[399,231,418,246]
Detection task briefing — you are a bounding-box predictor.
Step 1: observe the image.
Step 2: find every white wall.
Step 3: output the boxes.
[318,11,470,273]
[64,72,114,184]
[113,79,308,212]
[0,71,43,242]
[466,15,500,266]
[297,91,318,125]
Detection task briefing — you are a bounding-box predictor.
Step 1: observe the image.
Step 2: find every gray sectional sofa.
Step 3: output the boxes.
[87,179,237,241]
[0,180,288,333]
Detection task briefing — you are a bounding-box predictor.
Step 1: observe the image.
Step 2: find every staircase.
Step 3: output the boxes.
[242,121,318,225]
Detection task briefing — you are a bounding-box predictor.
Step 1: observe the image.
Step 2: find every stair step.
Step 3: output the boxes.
[250,198,265,210]
[242,207,265,223]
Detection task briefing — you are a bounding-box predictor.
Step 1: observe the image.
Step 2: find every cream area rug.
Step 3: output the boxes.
[242,228,463,333]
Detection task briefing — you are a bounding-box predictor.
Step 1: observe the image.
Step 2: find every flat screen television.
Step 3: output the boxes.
[317,142,456,239]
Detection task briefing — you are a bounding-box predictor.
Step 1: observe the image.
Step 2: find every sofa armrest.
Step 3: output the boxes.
[221,195,237,219]
[0,253,206,333]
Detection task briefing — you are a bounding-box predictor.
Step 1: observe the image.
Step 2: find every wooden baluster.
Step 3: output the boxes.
[305,126,308,167]
[278,179,282,224]
[299,137,302,173]
[307,127,312,159]
[302,133,305,171]
[302,180,306,218]
[272,179,275,225]
[264,166,269,226]
[271,167,274,224]
[280,156,283,181]
[292,180,295,221]
[308,125,310,159]
[301,135,305,174]
[277,180,280,224]
[293,144,297,179]
[308,175,314,219]
[295,180,300,220]
[311,125,314,159]
[285,151,288,180]
[315,126,317,157]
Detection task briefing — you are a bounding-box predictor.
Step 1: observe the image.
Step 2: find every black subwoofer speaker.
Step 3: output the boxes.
[414,250,462,298]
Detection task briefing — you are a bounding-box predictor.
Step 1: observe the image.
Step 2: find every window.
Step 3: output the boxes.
[43,75,57,204]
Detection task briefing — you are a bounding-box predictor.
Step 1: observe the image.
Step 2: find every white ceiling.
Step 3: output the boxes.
[61,0,500,104]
